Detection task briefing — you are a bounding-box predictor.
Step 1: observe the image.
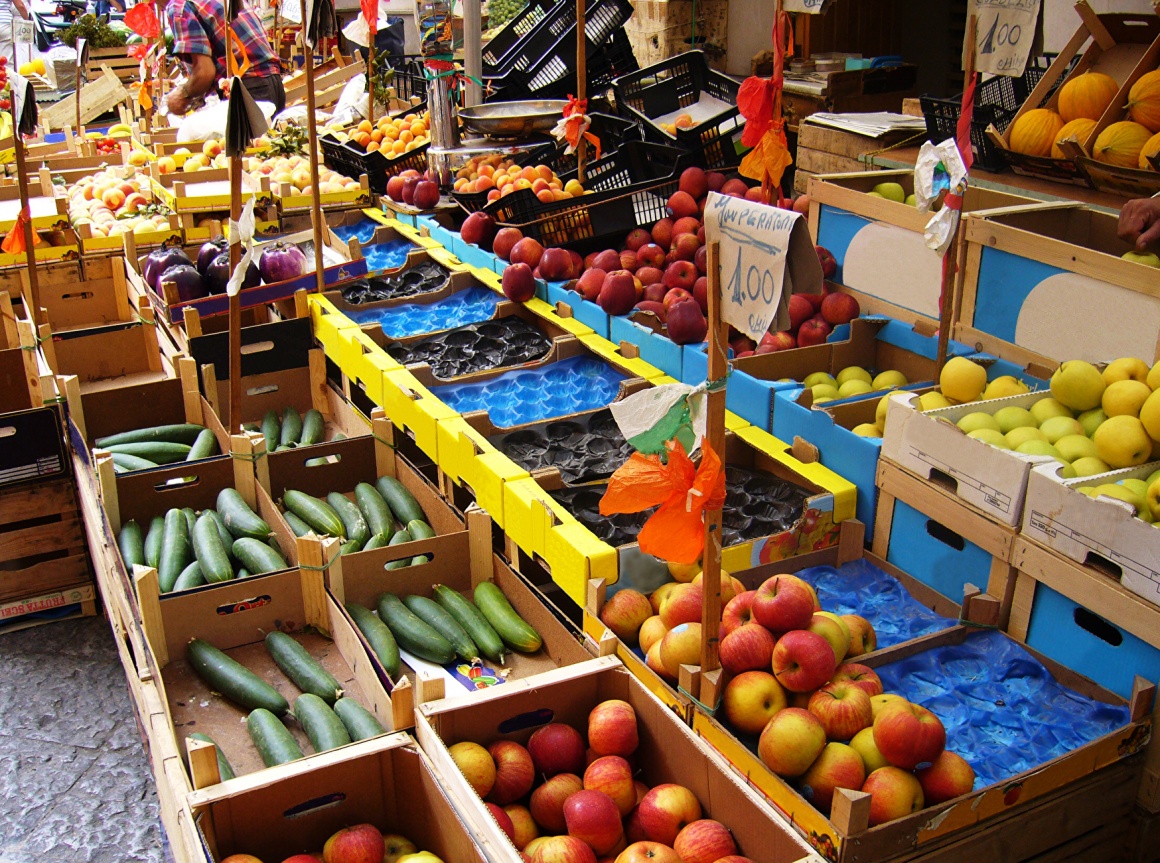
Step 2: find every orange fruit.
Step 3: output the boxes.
[536,165,553,181]
[367,141,380,152]
[371,130,383,143]
[358,120,372,133]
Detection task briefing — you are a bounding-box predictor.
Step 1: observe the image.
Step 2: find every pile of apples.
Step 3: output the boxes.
[220,825,442,863]
[385,169,441,209]
[337,110,432,158]
[737,278,855,356]
[453,155,584,204]
[170,138,229,173]
[245,153,363,196]
[67,169,174,238]
[599,567,974,825]
[447,698,759,863]
[798,366,910,412]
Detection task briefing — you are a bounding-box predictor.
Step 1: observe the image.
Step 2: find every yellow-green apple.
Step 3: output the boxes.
[487,741,536,805]
[1093,415,1152,468]
[673,820,736,863]
[752,575,816,632]
[1078,407,1108,437]
[993,406,1037,434]
[589,700,639,758]
[637,784,701,845]
[939,356,987,402]
[323,824,384,863]
[873,369,908,389]
[667,559,701,583]
[830,663,884,697]
[956,412,1001,434]
[720,591,756,636]
[530,773,584,832]
[646,641,673,681]
[1147,477,1160,521]
[449,742,496,797]
[718,623,776,674]
[505,805,540,850]
[722,670,787,735]
[1039,416,1084,443]
[808,680,874,740]
[1071,456,1111,477]
[564,790,624,855]
[772,630,837,693]
[804,372,838,389]
[660,583,703,629]
[1051,360,1106,412]
[396,853,442,863]
[1103,380,1152,417]
[850,727,889,773]
[807,611,850,665]
[1142,389,1160,441]
[639,616,668,652]
[862,767,925,826]
[614,842,681,863]
[836,366,872,386]
[869,694,906,719]
[1029,398,1073,424]
[1056,434,1099,463]
[800,742,867,813]
[530,835,598,863]
[691,571,743,604]
[649,583,678,614]
[1092,483,1149,518]
[585,756,636,816]
[487,802,518,842]
[1122,251,1160,267]
[528,723,586,778]
[660,623,701,678]
[840,615,877,657]
[1103,357,1151,385]
[873,701,946,770]
[915,750,975,805]
[1004,426,1047,450]
[757,707,827,777]
[382,834,418,863]
[968,429,1009,448]
[601,590,653,645]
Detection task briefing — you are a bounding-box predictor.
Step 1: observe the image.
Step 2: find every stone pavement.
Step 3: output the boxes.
[0,614,171,863]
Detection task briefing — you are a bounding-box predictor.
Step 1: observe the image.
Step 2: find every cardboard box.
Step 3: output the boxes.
[27,254,136,332]
[272,173,374,214]
[415,657,823,863]
[44,309,171,395]
[0,404,70,489]
[149,165,272,213]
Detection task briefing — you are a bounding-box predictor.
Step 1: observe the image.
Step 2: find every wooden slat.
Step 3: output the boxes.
[0,513,85,561]
[0,479,76,527]
[0,553,90,602]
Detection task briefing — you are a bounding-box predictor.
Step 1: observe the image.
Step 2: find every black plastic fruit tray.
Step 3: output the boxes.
[490,406,634,486]
[385,316,553,379]
[339,261,451,304]
[613,50,745,171]
[320,103,429,194]
[483,0,561,73]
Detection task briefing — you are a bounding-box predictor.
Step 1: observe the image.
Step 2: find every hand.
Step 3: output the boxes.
[1118,196,1160,251]
[166,86,190,116]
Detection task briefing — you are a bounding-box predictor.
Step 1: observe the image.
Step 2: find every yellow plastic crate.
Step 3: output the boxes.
[380,368,458,463]
[580,332,668,381]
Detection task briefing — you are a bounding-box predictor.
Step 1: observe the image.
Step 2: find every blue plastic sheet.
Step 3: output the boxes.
[332,218,383,245]
[347,287,501,337]
[876,629,1131,789]
[360,238,416,274]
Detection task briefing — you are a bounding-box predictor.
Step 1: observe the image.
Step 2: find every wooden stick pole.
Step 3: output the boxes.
[698,239,727,699]
[575,0,586,182]
[12,132,42,328]
[74,58,83,133]
[301,0,326,294]
[368,43,375,128]
[228,156,243,433]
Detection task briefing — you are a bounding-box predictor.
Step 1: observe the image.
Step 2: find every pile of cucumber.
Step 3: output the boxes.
[96,423,219,473]
[117,489,289,592]
[242,407,327,452]
[186,633,386,771]
[280,475,434,564]
[347,582,542,676]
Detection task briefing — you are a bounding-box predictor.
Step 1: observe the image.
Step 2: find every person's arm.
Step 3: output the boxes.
[1118,195,1160,251]
[165,0,218,114]
[166,53,216,112]
[11,0,29,19]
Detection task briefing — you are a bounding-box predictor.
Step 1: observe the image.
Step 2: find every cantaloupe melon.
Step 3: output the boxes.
[1009,109,1065,158]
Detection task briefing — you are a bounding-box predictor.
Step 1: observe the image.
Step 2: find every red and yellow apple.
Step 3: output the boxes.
[672,820,736,863]
[530,835,598,863]
[722,671,786,736]
[528,724,586,777]
[505,805,539,850]
[487,741,536,805]
[660,583,703,629]
[718,623,776,675]
[449,742,496,798]
[849,727,889,774]
[841,614,877,657]
[614,843,681,863]
[636,784,702,846]
[757,707,826,777]
[870,693,906,719]
[530,773,584,832]
[584,756,636,816]
[322,824,384,863]
[862,767,924,826]
[808,680,873,741]
[800,742,867,813]
[588,700,639,758]
[915,750,975,805]
[601,590,653,645]
[807,612,850,665]
[830,663,883,697]
[639,616,668,653]
[752,575,815,633]
[650,583,678,614]
[720,591,756,637]
[771,629,837,693]
[659,623,702,678]
[873,701,946,770]
[564,790,625,855]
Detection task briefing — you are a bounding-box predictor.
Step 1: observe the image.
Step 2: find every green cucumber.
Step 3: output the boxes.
[346,602,401,678]
[247,708,303,766]
[362,533,390,551]
[144,515,165,569]
[333,698,385,741]
[158,509,192,593]
[236,568,251,579]
[300,409,325,446]
[172,561,205,591]
[193,512,234,583]
[354,482,394,538]
[118,519,145,568]
[376,593,455,665]
[216,488,271,540]
[384,528,412,570]
[187,638,289,715]
[186,428,219,461]
[283,510,313,537]
[339,539,363,555]
[283,490,345,538]
[303,456,329,467]
[202,509,237,562]
[103,441,192,464]
[95,423,207,447]
[232,537,288,574]
[279,406,302,448]
[264,631,343,703]
[375,476,424,525]
[181,508,198,537]
[434,585,506,664]
[474,582,542,653]
[188,732,235,781]
[328,493,370,546]
[403,595,479,662]
[111,452,159,472]
[294,693,351,753]
[406,519,435,540]
[261,410,281,454]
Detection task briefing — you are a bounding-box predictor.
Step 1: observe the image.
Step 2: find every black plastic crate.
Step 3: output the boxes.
[483,0,560,72]
[387,55,428,102]
[613,50,745,170]
[320,103,429,194]
[524,26,640,100]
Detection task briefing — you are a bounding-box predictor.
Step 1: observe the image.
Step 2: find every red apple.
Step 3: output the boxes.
[666,191,699,219]
[625,228,652,251]
[745,186,766,203]
[635,266,664,288]
[636,244,666,269]
[692,277,707,313]
[413,180,440,209]
[564,790,624,855]
[796,318,832,347]
[569,250,584,276]
[663,261,698,291]
[666,301,707,345]
[488,740,536,805]
[719,623,776,675]
[771,630,838,694]
[788,294,814,332]
[757,331,796,353]
[650,219,674,250]
[752,575,815,633]
[461,211,496,249]
[722,670,787,735]
[636,298,667,318]
[658,583,702,629]
[862,767,924,826]
[671,233,701,263]
[493,227,524,261]
[619,250,639,273]
[793,194,810,214]
[623,806,647,845]
[598,271,640,316]
[831,663,883,697]
[678,166,708,200]
[594,249,622,272]
[503,263,536,303]
[588,699,639,758]
[614,842,680,863]
[800,742,866,814]
[721,591,756,637]
[758,708,826,777]
[528,724,586,777]
[662,288,694,314]
[540,247,574,281]
[637,784,701,846]
[386,175,405,202]
[673,820,735,863]
[530,773,584,832]
[808,680,874,741]
[720,179,749,197]
[322,823,383,863]
[511,237,545,270]
[402,175,421,205]
[671,216,700,238]
[488,801,518,842]
[873,701,946,770]
[449,741,496,797]
[585,756,636,816]
[841,615,877,657]
[600,590,653,645]
[815,245,837,279]
[706,172,726,192]
[821,292,860,326]
[577,268,607,302]
[531,835,598,863]
[916,750,975,805]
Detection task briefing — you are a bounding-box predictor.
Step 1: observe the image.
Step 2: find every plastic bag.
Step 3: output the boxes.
[330,73,370,126]
[175,95,275,142]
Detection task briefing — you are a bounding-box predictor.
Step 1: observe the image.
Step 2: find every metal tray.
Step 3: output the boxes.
[457,100,567,138]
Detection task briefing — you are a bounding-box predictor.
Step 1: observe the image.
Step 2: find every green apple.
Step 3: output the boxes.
[872,369,908,389]
[1005,426,1048,449]
[804,372,837,389]
[1058,463,1077,478]
[1102,379,1151,417]
[1093,415,1153,468]
[866,191,886,198]
[994,406,1037,434]
[1050,360,1106,412]
[1093,483,1151,520]
[904,193,917,206]
[982,375,1030,400]
[1147,469,1160,487]
[1146,476,1160,521]
[1119,478,1149,498]
[1139,389,1160,441]
[1071,456,1111,477]
[851,423,881,438]
[1078,407,1108,437]
[814,396,834,404]
[871,182,906,203]
[812,384,840,401]
[1147,362,1160,391]
[1029,397,1074,424]
[1039,416,1085,444]
[957,412,1002,434]
[968,428,1010,448]
[1015,440,1063,460]
[1102,357,1150,385]
[917,392,953,411]
[1056,434,1100,463]
[838,379,873,398]
[1122,250,1160,268]
[836,366,872,387]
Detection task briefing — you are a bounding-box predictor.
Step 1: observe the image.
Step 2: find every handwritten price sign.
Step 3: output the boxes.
[965,0,1041,76]
[704,192,823,342]
[782,0,835,13]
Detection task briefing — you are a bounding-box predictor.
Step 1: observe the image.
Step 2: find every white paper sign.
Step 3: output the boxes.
[703,192,823,342]
[783,0,835,13]
[13,19,33,44]
[965,0,1041,76]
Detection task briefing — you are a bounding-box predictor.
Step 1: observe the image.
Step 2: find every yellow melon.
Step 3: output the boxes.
[1051,118,1097,159]
[1139,130,1160,171]
[1009,109,1065,158]
[1092,120,1153,169]
[1128,69,1160,133]
[1057,71,1119,123]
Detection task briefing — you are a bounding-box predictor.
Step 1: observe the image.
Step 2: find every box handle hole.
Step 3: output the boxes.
[283,792,346,818]
[216,595,272,615]
[1073,607,1123,647]
[1081,551,1123,580]
[154,475,199,491]
[927,468,960,496]
[304,453,341,467]
[498,707,554,734]
[925,519,965,551]
[241,340,275,355]
[246,385,279,396]
[0,426,14,438]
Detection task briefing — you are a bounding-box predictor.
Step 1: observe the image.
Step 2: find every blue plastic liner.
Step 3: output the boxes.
[347,287,501,337]
[361,238,416,274]
[431,355,626,428]
[876,629,1131,789]
[332,218,384,245]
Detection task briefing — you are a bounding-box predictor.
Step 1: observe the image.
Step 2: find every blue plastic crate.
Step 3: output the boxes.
[608,314,694,380]
[545,281,610,338]
[884,498,996,606]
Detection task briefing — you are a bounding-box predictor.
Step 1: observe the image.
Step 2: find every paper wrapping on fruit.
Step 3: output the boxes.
[227,198,257,296]
[608,381,707,456]
[915,139,968,257]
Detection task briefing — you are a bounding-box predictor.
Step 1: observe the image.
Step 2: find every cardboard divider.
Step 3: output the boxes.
[415,657,822,863]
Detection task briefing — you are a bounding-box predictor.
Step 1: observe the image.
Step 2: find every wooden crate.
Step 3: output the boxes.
[29,255,135,333]
[624,0,729,70]
[84,46,139,84]
[0,477,91,605]
[40,66,131,131]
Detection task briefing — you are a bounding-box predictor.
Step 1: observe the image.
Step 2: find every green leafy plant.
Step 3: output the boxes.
[60,14,129,49]
[263,122,309,157]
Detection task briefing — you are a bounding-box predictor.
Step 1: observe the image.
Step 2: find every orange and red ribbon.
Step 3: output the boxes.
[2,208,30,255]
[552,95,601,159]
[737,12,794,189]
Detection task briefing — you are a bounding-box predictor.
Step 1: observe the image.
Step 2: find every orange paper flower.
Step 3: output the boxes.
[1,208,29,255]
